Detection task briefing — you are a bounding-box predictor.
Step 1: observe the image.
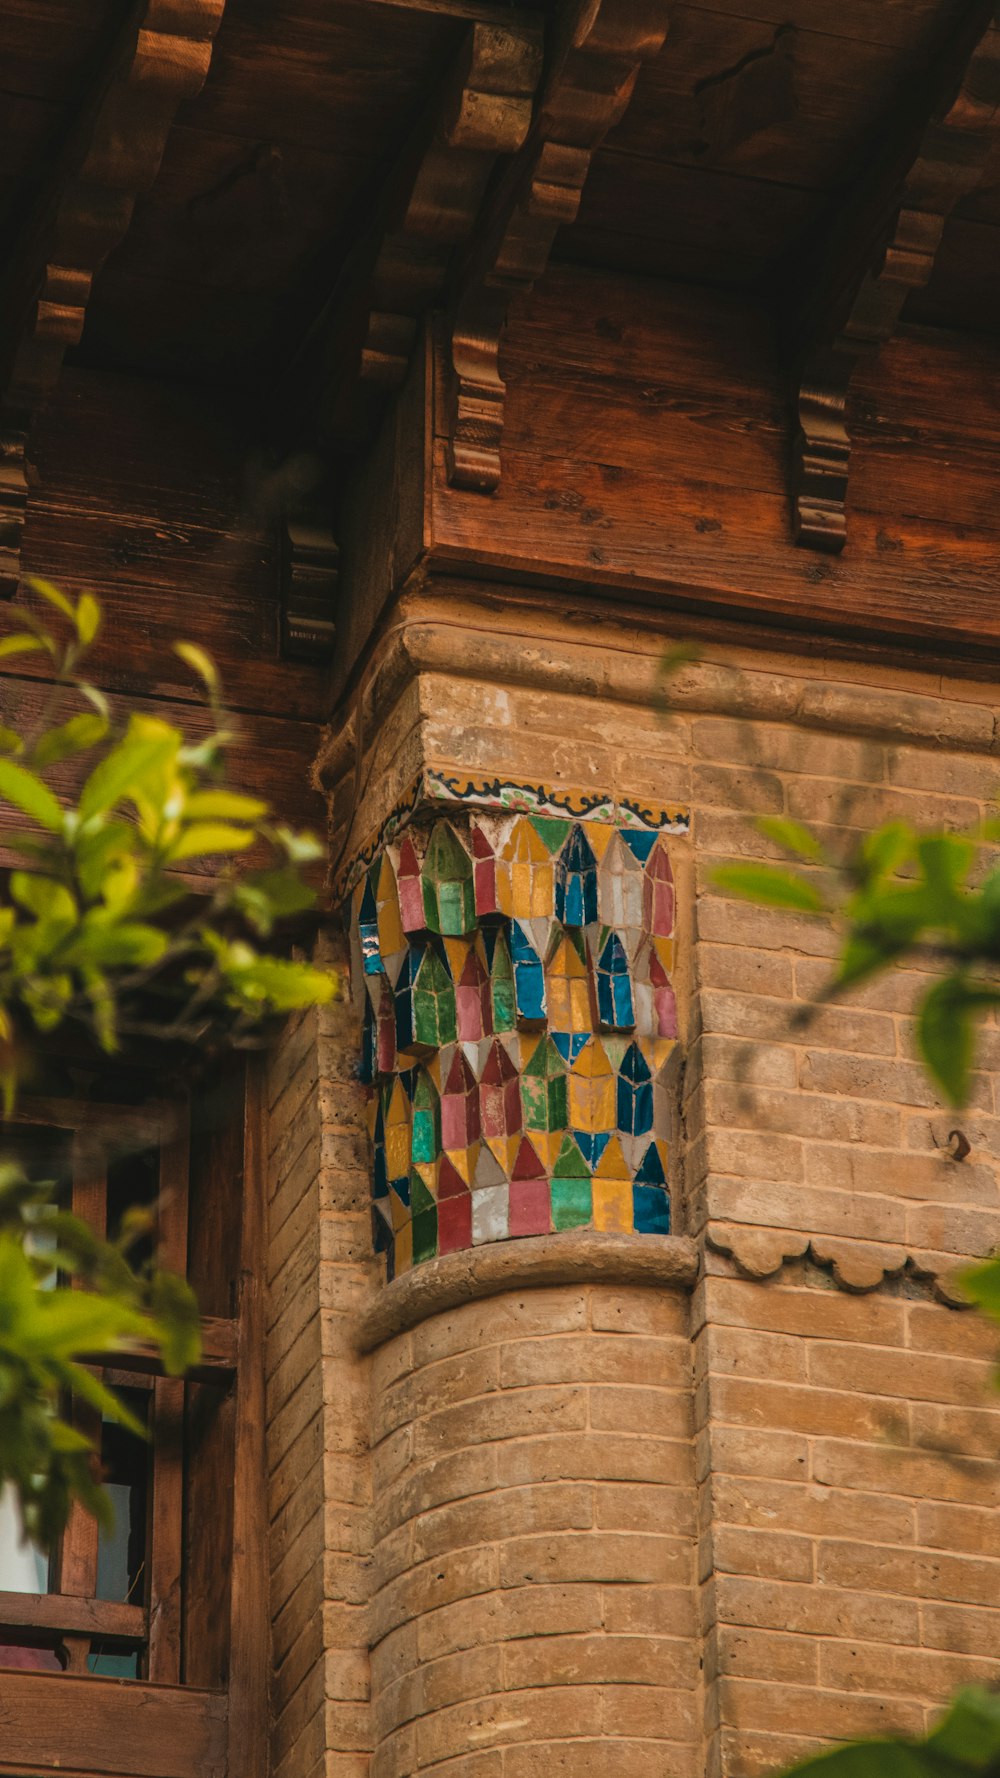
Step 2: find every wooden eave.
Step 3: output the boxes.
[1,0,1000,659]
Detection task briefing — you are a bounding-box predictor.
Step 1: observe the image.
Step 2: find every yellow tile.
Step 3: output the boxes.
[651,935,675,971]
[530,1128,564,1169]
[443,1143,478,1184]
[442,936,471,981]
[376,853,405,955]
[592,1178,632,1233]
[394,1222,414,1272]
[585,821,615,860]
[594,1134,629,1182]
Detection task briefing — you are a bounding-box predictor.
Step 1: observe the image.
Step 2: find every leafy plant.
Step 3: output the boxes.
[716,816,1000,1109]
[783,1688,1000,1778]
[716,811,1000,1778]
[0,580,335,1542]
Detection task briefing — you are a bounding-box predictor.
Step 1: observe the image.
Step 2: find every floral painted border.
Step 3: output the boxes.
[335,768,690,901]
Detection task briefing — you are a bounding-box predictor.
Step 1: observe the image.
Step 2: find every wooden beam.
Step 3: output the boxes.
[0,1593,145,1645]
[225,1058,270,1778]
[280,508,340,663]
[146,1100,191,1686]
[443,0,672,493]
[0,1672,226,1778]
[285,16,542,453]
[791,1,1000,552]
[0,0,227,595]
[79,1315,238,1384]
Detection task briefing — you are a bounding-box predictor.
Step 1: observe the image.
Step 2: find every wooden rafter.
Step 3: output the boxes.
[287,17,542,452]
[0,0,227,596]
[444,0,672,493]
[792,2,1000,552]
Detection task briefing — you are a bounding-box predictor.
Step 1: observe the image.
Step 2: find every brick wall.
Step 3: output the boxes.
[684,692,1000,1774]
[367,1282,700,1778]
[303,599,1000,1775]
[265,937,379,1778]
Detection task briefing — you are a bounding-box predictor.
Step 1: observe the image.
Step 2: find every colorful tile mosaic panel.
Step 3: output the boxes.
[348,804,684,1277]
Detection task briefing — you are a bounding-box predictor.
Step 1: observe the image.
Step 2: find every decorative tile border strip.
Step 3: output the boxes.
[345,791,688,1279]
[334,768,689,901]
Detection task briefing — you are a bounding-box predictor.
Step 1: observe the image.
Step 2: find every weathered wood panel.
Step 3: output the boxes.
[0,1672,227,1778]
[410,268,1000,660]
[2,368,327,868]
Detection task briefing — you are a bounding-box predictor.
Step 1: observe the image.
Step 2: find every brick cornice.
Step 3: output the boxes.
[354,1229,698,1350]
[706,1221,974,1307]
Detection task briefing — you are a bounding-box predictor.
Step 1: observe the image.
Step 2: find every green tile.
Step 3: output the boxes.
[553,1132,589,1178]
[411,1070,440,1164]
[423,823,475,934]
[410,1172,437,1215]
[530,816,572,855]
[490,929,516,1031]
[414,947,457,1046]
[551,1177,592,1230]
[412,1207,438,1264]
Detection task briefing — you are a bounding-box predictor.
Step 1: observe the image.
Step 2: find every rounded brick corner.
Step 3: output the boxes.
[354,1228,699,1351]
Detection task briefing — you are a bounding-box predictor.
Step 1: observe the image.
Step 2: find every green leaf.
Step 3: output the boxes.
[169,822,256,862]
[836,931,903,990]
[184,789,268,822]
[58,1363,147,1439]
[959,1257,1000,1325]
[916,977,987,1109]
[27,578,75,621]
[0,724,24,755]
[0,759,64,831]
[0,634,45,662]
[272,825,324,864]
[173,641,219,693]
[78,714,179,822]
[148,1271,202,1376]
[926,1686,1000,1764]
[75,594,101,646]
[757,817,827,864]
[31,713,108,769]
[857,822,914,882]
[10,872,76,926]
[712,864,827,913]
[221,953,336,1011]
[61,921,170,969]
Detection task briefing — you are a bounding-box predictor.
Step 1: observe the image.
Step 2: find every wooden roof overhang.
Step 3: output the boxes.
[1,0,1000,682]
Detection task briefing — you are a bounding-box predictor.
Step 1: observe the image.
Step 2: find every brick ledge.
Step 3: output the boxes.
[354,1230,699,1351]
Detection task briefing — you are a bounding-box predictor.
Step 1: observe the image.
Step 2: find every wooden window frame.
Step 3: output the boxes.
[0,1063,269,1778]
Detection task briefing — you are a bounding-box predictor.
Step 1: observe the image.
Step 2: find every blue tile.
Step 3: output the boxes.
[617,1042,653,1136]
[359,877,383,974]
[633,1184,670,1233]
[635,1141,667,1187]
[620,829,659,863]
[555,825,598,926]
[597,932,634,1030]
[511,921,546,1021]
[573,1130,610,1169]
[553,1031,591,1064]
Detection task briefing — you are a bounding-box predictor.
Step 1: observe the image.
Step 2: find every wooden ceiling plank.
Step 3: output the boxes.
[275,13,540,661]
[285,16,542,450]
[0,0,228,596]
[791,0,1000,552]
[443,0,673,494]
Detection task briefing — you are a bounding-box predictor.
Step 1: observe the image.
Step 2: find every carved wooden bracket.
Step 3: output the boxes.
[289,19,542,452]
[792,5,1000,552]
[280,511,340,662]
[444,0,672,493]
[0,0,226,595]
